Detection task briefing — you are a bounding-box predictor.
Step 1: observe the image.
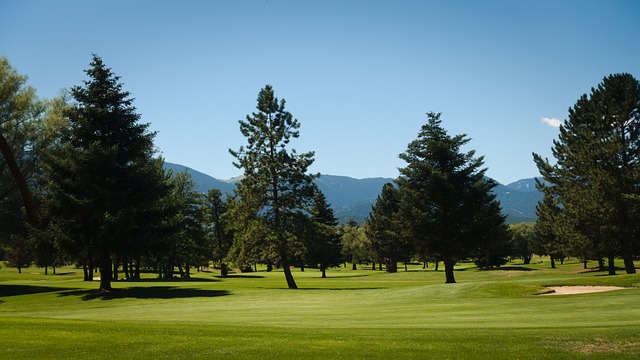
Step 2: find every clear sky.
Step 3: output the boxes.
[2,0,639,184]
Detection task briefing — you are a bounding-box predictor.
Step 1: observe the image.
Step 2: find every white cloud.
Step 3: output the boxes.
[542,117,562,128]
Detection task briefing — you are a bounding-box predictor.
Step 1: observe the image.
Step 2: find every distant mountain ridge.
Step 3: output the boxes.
[163,162,541,224]
[163,162,236,195]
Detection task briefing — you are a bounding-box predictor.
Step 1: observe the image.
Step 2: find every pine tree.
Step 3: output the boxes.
[229,85,317,289]
[533,73,640,274]
[396,112,507,283]
[306,190,342,278]
[45,54,165,291]
[202,188,233,277]
[365,183,412,273]
[158,171,207,279]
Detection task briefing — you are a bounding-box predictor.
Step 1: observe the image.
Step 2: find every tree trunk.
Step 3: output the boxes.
[435,262,439,271]
[607,255,616,275]
[443,258,456,284]
[423,261,427,269]
[550,257,556,269]
[135,258,141,279]
[351,262,357,270]
[386,259,397,273]
[266,261,273,272]
[583,259,588,269]
[371,262,376,270]
[281,260,298,289]
[523,256,532,265]
[623,253,636,274]
[598,258,606,271]
[221,263,228,277]
[404,262,408,271]
[83,264,89,281]
[321,265,326,278]
[99,253,113,291]
[44,266,48,275]
[167,256,175,279]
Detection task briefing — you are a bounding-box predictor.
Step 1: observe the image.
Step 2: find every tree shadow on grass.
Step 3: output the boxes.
[216,274,265,279]
[57,287,231,301]
[492,266,538,272]
[0,284,76,297]
[123,277,221,283]
[325,274,369,279]
[300,287,386,291]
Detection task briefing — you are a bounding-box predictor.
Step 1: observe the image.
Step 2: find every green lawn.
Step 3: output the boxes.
[1,258,639,359]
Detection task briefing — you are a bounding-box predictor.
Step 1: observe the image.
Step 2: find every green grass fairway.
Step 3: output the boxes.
[1,259,639,359]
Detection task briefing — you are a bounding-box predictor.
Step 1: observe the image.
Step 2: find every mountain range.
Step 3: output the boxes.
[164,162,541,225]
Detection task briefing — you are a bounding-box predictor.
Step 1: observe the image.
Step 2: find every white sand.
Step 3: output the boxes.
[542,286,627,295]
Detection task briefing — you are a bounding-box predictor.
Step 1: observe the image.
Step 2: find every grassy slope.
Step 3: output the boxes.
[1,259,639,359]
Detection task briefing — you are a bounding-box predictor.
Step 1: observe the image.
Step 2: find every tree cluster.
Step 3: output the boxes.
[0,61,344,290]
[3,53,636,290]
[534,74,640,275]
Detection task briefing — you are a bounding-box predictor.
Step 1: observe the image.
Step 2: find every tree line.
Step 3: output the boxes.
[1,54,638,290]
[533,74,640,275]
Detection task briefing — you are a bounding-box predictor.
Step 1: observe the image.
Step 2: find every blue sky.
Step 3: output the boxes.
[2,0,639,184]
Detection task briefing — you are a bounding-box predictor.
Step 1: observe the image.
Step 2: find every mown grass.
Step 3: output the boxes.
[1,258,639,359]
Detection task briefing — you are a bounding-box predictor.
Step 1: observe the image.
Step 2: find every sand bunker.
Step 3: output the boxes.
[542,286,627,295]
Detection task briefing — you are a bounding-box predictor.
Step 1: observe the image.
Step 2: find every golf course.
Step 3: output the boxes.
[1,258,639,359]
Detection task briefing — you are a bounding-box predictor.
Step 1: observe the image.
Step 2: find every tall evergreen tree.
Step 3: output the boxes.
[305,190,342,278]
[229,85,317,289]
[534,73,640,274]
[365,183,412,273]
[202,188,233,277]
[44,54,165,291]
[531,181,569,269]
[396,112,507,283]
[157,171,207,279]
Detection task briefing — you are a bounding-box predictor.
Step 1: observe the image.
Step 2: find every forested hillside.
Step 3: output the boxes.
[164,162,542,224]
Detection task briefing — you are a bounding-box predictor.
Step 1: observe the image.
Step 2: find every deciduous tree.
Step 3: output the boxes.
[340,222,371,270]
[0,57,45,228]
[508,222,536,264]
